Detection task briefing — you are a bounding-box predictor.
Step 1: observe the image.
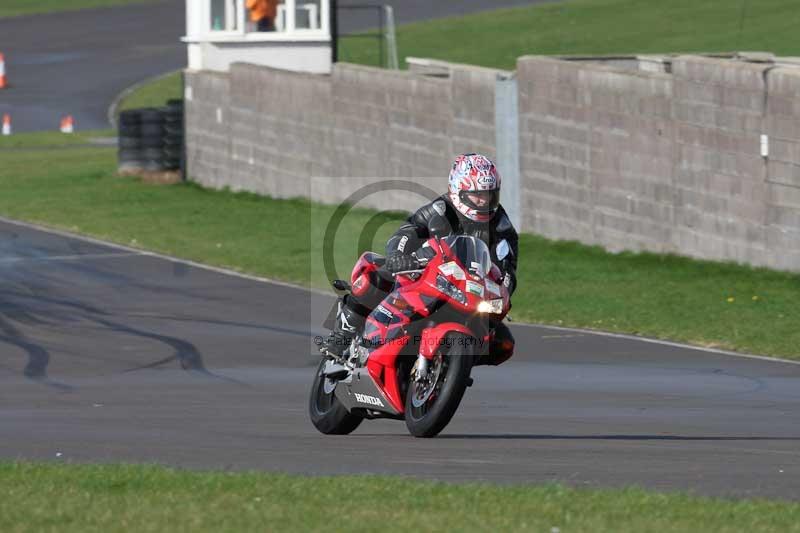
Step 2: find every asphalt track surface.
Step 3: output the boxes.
[0,1,185,133]
[1,218,799,500]
[0,0,555,132]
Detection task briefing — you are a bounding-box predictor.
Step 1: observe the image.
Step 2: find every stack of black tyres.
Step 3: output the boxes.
[117,99,183,173]
[162,99,184,171]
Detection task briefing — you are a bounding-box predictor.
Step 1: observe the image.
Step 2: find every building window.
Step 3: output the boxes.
[244,0,281,33]
[210,0,241,32]
[199,0,329,37]
[276,1,322,32]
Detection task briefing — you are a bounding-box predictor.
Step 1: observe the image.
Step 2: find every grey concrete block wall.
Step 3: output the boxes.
[517,57,677,252]
[186,60,505,215]
[765,67,800,270]
[186,54,800,273]
[185,70,231,192]
[670,56,771,266]
[517,54,800,271]
[518,57,594,243]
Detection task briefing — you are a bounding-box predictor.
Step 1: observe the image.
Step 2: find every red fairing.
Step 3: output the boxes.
[418,323,475,359]
[347,236,513,416]
[366,354,404,413]
[350,252,382,292]
[366,336,408,412]
[362,295,415,413]
[352,273,369,297]
[489,264,503,283]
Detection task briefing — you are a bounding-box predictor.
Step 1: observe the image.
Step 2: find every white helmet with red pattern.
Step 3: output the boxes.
[448,153,501,222]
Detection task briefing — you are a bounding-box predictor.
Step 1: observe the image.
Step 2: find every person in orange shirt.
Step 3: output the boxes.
[246,0,278,32]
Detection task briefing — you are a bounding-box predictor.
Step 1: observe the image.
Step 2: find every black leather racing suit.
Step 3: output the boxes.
[385,194,519,294]
[337,194,518,365]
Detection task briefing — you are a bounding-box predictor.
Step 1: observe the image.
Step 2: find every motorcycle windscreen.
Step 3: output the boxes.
[442,235,492,279]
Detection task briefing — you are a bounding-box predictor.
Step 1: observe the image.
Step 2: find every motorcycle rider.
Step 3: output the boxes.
[321,153,518,365]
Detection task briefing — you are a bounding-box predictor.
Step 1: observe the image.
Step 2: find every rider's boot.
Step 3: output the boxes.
[320,299,365,362]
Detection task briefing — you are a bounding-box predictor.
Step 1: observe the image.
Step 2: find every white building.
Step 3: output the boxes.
[183,0,332,74]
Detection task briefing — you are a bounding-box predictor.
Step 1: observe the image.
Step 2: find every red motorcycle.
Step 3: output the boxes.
[309,235,512,438]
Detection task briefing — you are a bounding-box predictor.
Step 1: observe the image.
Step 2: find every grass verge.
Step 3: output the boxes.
[0,0,157,18]
[2,462,799,533]
[0,141,798,360]
[0,130,114,149]
[339,0,800,68]
[117,71,183,113]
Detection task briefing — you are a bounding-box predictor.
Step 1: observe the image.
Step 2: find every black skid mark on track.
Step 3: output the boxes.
[91,318,248,387]
[0,316,72,391]
[1,275,244,388]
[93,317,204,371]
[3,236,229,306]
[125,313,317,338]
[52,251,233,305]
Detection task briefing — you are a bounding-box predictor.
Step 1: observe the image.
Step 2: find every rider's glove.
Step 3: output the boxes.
[385,253,420,273]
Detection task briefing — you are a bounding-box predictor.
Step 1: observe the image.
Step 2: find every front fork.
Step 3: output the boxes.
[413,355,429,382]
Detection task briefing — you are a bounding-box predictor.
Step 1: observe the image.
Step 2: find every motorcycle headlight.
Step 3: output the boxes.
[477,298,504,314]
[435,274,467,305]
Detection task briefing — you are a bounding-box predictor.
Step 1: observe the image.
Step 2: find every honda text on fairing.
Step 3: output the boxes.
[309,235,513,438]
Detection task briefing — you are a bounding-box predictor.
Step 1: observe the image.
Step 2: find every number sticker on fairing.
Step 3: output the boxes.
[485,279,501,296]
[438,261,466,280]
[466,280,484,297]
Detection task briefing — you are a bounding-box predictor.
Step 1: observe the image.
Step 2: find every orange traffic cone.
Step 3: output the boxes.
[60,115,74,133]
[0,53,6,89]
[2,114,10,135]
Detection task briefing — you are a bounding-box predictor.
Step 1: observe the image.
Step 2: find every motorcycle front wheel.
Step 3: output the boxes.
[308,359,363,435]
[404,333,475,438]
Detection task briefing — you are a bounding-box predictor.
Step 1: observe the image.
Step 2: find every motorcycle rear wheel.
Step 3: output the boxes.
[308,359,363,435]
[404,333,475,438]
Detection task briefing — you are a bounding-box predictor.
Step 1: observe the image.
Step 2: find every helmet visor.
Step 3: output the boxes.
[459,190,499,213]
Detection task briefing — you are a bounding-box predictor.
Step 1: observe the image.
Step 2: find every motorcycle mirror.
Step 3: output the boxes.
[416,245,437,262]
[496,239,510,261]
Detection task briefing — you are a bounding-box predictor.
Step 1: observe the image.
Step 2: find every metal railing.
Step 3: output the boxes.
[331,2,398,69]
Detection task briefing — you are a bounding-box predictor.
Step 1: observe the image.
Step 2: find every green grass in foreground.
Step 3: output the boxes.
[2,462,799,533]
[0,144,798,360]
[0,0,157,18]
[117,72,183,113]
[340,0,800,68]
